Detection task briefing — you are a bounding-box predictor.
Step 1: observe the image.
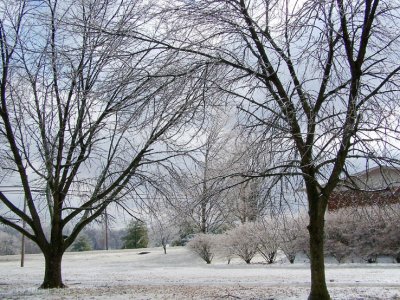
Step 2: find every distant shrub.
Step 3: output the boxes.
[0,231,19,255]
[170,239,183,247]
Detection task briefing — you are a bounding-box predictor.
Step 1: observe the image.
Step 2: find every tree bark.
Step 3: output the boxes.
[201,200,207,233]
[40,251,65,289]
[308,195,330,300]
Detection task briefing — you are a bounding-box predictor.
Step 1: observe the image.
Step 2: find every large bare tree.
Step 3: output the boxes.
[0,0,211,288]
[157,0,400,299]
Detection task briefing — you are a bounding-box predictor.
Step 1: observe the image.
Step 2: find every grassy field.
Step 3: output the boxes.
[0,246,399,299]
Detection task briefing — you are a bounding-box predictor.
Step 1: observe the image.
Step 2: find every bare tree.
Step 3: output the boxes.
[197,119,231,233]
[147,199,180,254]
[221,142,280,225]
[157,0,400,298]
[167,115,236,233]
[231,178,265,223]
[0,0,211,288]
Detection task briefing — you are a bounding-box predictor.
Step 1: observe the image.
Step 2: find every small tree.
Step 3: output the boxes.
[146,199,180,254]
[71,235,92,252]
[122,220,149,249]
[279,217,308,264]
[253,220,280,264]
[226,223,258,264]
[187,233,216,264]
[148,217,179,254]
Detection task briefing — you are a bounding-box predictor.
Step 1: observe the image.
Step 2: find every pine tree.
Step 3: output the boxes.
[121,220,149,249]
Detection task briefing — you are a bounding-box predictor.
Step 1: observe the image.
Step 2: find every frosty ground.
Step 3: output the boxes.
[0,247,399,299]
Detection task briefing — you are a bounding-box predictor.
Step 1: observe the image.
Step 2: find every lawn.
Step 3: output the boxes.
[0,247,399,299]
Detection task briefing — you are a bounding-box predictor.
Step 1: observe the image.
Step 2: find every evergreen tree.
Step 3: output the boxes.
[71,235,92,252]
[122,220,149,249]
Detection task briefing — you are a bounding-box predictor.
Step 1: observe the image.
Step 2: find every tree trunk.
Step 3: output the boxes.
[308,198,330,300]
[289,256,295,264]
[40,251,65,289]
[201,200,207,234]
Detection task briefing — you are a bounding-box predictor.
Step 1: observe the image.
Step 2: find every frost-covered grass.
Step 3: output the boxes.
[0,247,399,299]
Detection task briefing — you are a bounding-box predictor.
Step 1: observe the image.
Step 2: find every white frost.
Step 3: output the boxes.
[0,247,399,299]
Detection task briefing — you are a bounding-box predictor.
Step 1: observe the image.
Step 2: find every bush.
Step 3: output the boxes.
[324,213,354,263]
[325,205,400,263]
[187,234,216,264]
[217,233,235,264]
[170,239,183,247]
[351,210,389,263]
[381,213,400,262]
[225,223,258,264]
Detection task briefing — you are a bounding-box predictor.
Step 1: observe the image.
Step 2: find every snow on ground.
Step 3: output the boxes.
[0,247,399,299]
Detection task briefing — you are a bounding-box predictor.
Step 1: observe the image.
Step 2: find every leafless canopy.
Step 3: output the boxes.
[0,0,217,288]
[155,1,400,298]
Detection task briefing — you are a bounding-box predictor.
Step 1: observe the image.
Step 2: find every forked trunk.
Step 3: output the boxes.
[40,251,65,289]
[308,196,331,300]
